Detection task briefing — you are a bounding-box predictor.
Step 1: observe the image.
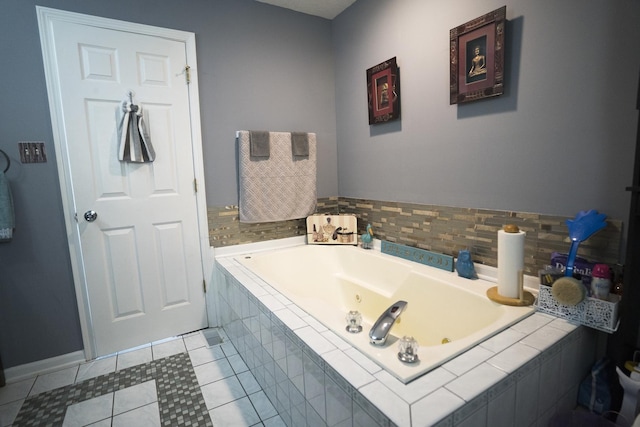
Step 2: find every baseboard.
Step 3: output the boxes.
[4,350,86,383]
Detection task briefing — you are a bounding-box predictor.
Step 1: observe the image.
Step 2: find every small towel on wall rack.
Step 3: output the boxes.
[0,150,14,242]
[0,149,9,173]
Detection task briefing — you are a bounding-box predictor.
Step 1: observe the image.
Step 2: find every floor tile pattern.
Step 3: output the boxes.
[12,352,211,427]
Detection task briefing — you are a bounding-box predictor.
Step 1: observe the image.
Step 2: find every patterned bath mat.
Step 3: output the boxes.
[12,352,212,426]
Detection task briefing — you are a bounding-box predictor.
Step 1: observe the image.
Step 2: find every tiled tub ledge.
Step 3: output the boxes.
[213,242,599,427]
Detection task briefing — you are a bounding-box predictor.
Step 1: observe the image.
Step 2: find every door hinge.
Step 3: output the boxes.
[202,279,206,293]
[193,178,198,193]
[185,65,191,85]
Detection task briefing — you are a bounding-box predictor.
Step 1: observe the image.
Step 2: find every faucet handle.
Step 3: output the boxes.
[398,336,419,363]
[345,310,363,333]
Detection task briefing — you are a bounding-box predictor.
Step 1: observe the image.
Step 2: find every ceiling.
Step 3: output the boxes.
[255,0,357,20]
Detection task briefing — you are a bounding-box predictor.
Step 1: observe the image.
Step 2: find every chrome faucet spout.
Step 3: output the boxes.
[369,300,407,345]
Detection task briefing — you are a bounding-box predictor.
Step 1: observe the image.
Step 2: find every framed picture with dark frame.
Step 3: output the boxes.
[367,57,401,124]
[450,6,506,104]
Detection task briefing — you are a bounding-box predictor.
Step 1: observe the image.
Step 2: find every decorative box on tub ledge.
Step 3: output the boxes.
[537,284,620,333]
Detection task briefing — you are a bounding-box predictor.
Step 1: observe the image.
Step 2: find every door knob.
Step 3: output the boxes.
[84,210,98,222]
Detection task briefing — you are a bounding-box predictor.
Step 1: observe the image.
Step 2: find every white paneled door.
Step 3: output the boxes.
[38,8,209,357]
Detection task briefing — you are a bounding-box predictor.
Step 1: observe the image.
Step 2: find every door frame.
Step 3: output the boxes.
[37,6,213,360]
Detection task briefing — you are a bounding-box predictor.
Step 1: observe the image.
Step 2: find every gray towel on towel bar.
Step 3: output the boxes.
[0,172,14,242]
[250,130,270,157]
[291,132,309,156]
[238,131,316,223]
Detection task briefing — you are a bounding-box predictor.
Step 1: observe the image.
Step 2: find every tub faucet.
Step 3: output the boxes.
[369,300,407,345]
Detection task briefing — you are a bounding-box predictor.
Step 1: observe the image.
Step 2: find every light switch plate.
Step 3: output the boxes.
[19,141,47,163]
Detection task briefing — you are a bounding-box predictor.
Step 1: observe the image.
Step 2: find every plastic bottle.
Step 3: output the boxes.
[590,264,611,300]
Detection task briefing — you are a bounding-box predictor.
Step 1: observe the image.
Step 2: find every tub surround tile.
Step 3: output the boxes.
[274,293,293,306]
[321,330,353,352]
[487,342,541,374]
[258,294,286,312]
[360,380,411,427]
[295,326,337,355]
[209,198,622,278]
[285,304,308,319]
[455,403,487,427]
[487,379,516,427]
[520,324,570,352]
[322,349,375,389]
[479,328,526,353]
[514,363,540,426]
[548,318,579,333]
[453,393,488,425]
[441,346,495,377]
[510,313,554,335]
[375,368,455,405]
[344,347,383,375]
[273,308,307,331]
[301,315,329,333]
[411,388,465,427]
[445,363,507,402]
[216,249,599,427]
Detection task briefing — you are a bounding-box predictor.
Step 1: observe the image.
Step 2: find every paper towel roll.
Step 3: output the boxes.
[497,229,525,299]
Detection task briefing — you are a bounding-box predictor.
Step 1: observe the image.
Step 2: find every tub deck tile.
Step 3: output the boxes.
[344,348,382,375]
[519,324,570,352]
[273,308,307,331]
[258,294,286,312]
[510,312,554,335]
[375,367,455,405]
[321,331,352,352]
[295,326,337,356]
[441,346,495,377]
[444,363,507,402]
[486,342,540,374]
[322,349,376,390]
[478,328,526,354]
[360,380,411,427]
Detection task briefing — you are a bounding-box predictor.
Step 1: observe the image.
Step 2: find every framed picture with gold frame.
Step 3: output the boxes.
[450,6,506,104]
[367,57,401,124]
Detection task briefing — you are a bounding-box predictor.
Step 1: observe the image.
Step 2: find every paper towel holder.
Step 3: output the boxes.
[487,224,535,306]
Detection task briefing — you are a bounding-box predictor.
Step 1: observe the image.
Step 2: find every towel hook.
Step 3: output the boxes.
[0,149,9,173]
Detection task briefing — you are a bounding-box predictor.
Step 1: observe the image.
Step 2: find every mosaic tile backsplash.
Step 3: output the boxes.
[208,197,622,275]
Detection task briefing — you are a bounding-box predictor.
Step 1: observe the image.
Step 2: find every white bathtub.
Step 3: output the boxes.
[235,243,535,383]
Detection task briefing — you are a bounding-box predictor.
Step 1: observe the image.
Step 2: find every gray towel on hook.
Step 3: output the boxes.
[0,172,14,242]
[118,95,155,163]
[291,132,309,157]
[250,131,270,158]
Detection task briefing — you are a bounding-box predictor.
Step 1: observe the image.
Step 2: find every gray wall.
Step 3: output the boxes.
[0,0,337,368]
[333,0,640,223]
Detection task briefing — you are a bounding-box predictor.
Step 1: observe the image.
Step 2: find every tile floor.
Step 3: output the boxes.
[0,329,285,427]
